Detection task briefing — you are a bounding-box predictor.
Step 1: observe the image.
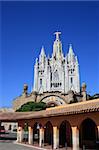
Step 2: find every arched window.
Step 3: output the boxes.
[40,79,42,86]
[50,72,52,81]
[71,77,73,84]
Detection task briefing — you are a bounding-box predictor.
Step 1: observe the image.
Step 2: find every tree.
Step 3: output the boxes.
[16,101,46,112]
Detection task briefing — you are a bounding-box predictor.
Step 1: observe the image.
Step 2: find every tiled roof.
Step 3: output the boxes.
[0,99,99,121]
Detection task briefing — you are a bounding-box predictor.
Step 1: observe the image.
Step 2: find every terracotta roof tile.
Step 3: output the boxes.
[0,99,99,121]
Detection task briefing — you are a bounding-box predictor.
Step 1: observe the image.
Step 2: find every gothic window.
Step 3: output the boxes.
[48,59,50,65]
[71,69,72,74]
[71,77,73,84]
[54,54,56,60]
[56,83,58,87]
[51,83,52,87]
[51,72,52,81]
[40,79,42,86]
[53,70,59,82]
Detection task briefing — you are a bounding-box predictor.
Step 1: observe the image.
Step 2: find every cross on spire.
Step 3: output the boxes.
[54,31,61,40]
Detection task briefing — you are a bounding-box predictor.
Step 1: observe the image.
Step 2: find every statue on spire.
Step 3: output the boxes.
[54,31,61,40]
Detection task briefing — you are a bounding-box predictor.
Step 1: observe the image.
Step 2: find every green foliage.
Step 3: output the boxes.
[16,101,46,112]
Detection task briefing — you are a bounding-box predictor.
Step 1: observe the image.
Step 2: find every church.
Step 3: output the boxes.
[34,32,80,94]
[13,32,87,111]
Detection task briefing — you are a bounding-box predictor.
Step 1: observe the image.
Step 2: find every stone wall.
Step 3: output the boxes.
[12,90,83,111]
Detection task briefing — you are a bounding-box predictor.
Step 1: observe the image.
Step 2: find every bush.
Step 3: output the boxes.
[16,101,46,112]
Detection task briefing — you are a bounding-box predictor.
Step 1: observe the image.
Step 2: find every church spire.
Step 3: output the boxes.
[68,44,74,55]
[68,44,75,63]
[39,46,46,63]
[40,46,45,56]
[52,31,63,60]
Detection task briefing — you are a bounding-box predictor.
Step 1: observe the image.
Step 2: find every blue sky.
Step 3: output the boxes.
[0,1,99,108]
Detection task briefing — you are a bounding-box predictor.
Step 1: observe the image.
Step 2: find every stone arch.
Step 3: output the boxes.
[41,95,66,107]
[79,118,98,149]
[59,120,72,148]
[44,121,53,147]
[33,122,42,144]
[23,122,29,142]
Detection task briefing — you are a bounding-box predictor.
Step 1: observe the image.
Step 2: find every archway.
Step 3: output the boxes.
[59,120,72,148]
[33,122,39,144]
[41,95,66,107]
[79,118,98,149]
[44,121,53,147]
[23,122,28,143]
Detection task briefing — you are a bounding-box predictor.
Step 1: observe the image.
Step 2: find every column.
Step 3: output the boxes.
[17,126,24,143]
[20,126,24,143]
[17,126,20,142]
[72,126,79,150]
[39,127,44,147]
[28,126,33,145]
[53,126,59,149]
[97,126,99,140]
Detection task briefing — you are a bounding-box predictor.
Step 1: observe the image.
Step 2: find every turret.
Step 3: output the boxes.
[68,44,75,63]
[75,56,80,92]
[64,56,69,93]
[33,58,39,91]
[39,46,46,64]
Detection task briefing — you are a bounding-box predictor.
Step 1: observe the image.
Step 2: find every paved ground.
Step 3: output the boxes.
[0,142,43,150]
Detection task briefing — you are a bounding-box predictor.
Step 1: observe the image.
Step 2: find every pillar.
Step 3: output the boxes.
[97,126,99,140]
[28,126,33,145]
[39,127,44,147]
[17,126,24,143]
[72,126,79,150]
[17,126,20,142]
[53,126,59,149]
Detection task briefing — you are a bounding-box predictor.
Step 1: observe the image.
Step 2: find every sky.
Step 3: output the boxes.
[0,1,99,108]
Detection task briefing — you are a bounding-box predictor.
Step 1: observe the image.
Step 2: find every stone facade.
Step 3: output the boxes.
[13,83,87,111]
[34,32,80,94]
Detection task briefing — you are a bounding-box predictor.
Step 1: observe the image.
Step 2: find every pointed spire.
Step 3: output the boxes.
[36,58,38,64]
[68,44,74,55]
[75,56,79,65]
[39,46,46,63]
[68,44,75,62]
[40,46,45,56]
[48,54,50,59]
